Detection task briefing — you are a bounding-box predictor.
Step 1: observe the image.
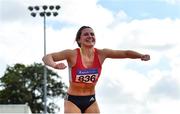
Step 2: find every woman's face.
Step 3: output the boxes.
[79,28,96,48]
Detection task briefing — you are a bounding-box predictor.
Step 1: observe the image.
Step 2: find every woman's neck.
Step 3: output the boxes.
[80,47,94,57]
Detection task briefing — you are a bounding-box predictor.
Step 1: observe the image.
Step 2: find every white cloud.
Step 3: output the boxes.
[164,0,180,5]
[95,14,180,114]
[147,98,180,114]
[0,0,180,114]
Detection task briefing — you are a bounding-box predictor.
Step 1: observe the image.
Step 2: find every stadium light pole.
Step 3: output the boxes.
[28,5,61,114]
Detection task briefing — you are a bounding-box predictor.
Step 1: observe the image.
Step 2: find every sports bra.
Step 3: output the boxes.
[69,48,102,84]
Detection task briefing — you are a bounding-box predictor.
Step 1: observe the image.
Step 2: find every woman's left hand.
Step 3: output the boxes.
[141,54,150,61]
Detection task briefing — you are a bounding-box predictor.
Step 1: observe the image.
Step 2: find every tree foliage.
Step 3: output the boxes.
[0,63,67,113]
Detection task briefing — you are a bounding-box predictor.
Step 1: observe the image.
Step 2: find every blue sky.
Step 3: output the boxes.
[47,0,180,30]
[98,0,180,19]
[0,0,180,114]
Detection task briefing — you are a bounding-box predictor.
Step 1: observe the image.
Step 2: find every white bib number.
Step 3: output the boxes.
[75,69,98,83]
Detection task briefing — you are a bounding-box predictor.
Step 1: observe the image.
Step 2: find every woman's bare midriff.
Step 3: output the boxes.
[67,82,96,96]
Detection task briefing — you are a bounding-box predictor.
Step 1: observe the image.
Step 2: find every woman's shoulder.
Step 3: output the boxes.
[63,48,78,56]
[94,48,108,64]
[51,48,78,58]
[95,48,108,57]
[96,48,117,58]
[95,48,110,54]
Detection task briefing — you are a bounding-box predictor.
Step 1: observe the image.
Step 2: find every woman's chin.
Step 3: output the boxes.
[84,44,95,48]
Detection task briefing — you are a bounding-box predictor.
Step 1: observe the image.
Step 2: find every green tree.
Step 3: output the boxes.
[0,63,67,113]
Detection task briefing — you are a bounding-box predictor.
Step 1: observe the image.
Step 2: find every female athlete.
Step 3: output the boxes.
[42,26,150,113]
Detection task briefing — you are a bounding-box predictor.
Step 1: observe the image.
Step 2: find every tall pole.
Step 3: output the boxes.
[43,10,47,113]
[28,5,60,114]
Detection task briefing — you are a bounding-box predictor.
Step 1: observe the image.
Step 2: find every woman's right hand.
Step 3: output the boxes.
[54,63,67,70]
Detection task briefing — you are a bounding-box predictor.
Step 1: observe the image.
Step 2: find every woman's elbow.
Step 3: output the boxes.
[42,54,49,63]
[41,55,44,60]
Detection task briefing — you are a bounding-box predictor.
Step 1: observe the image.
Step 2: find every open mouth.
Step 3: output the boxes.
[85,37,95,43]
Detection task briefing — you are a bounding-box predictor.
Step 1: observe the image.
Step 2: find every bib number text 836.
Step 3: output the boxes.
[76,74,97,83]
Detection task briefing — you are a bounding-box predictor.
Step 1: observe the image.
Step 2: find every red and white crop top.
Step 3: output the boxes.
[69,48,102,84]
